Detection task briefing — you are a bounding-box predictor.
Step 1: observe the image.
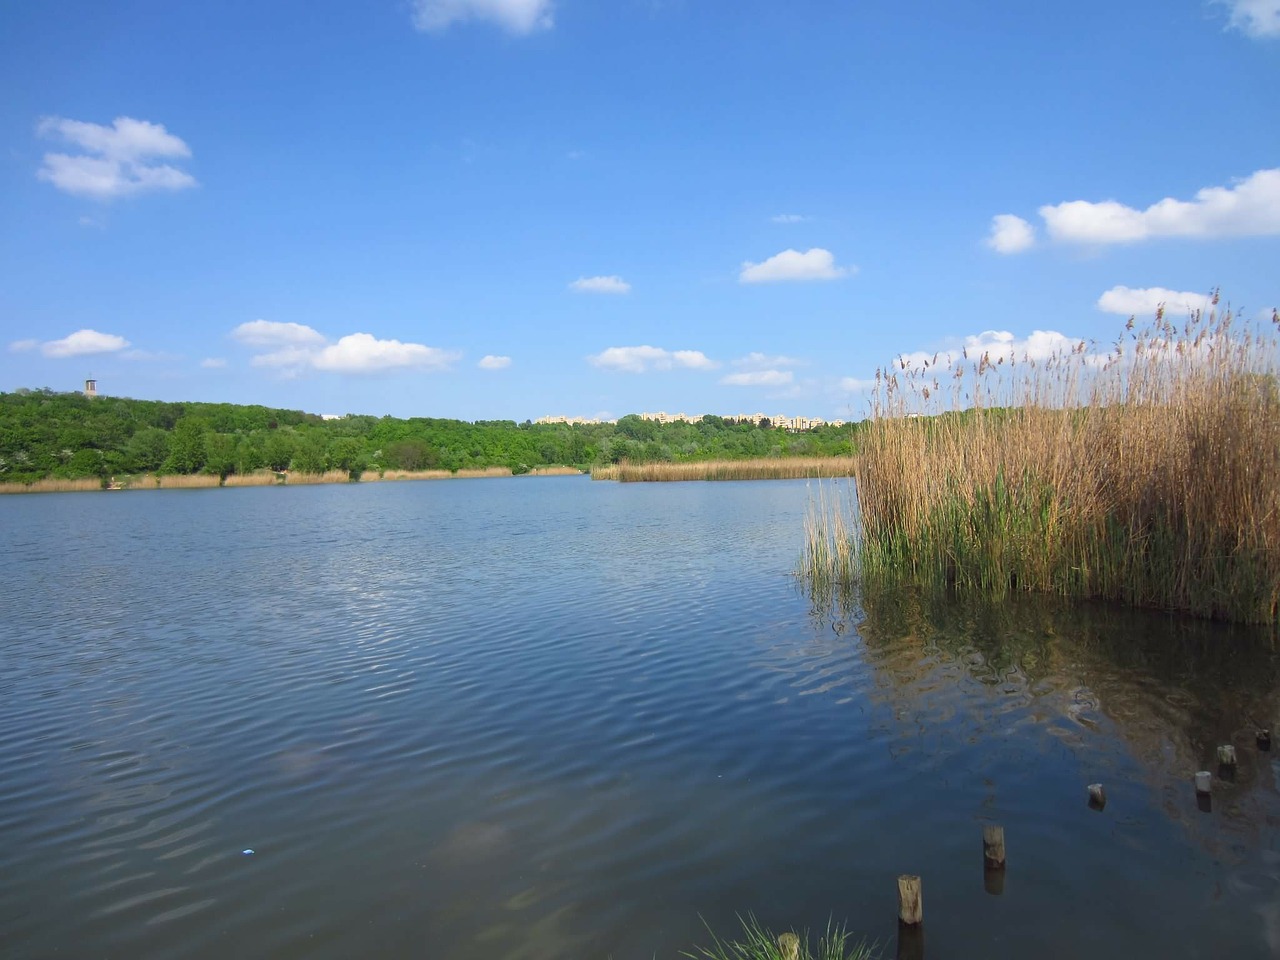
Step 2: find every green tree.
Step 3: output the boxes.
[124,427,170,473]
[203,433,238,480]
[163,417,207,474]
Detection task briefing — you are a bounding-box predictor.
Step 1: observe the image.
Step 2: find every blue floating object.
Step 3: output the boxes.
[242,849,255,855]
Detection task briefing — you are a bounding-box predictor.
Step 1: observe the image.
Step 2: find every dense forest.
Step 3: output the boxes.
[0,389,859,484]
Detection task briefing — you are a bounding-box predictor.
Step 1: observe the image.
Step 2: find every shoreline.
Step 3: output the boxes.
[0,465,585,495]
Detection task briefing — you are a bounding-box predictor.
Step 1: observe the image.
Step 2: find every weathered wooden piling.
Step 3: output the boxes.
[1087,783,1106,809]
[1194,770,1212,795]
[982,824,1006,868]
[777,931,800,960]
[1258,729,1272,751]
[898,874,923,926]
[1217,744,1238,767]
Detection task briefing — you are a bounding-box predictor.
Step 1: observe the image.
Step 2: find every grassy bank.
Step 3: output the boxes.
[593,456,854,482]
[804,302,1280,624]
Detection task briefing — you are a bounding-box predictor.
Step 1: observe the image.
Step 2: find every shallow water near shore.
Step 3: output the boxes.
[2,475,1279,959]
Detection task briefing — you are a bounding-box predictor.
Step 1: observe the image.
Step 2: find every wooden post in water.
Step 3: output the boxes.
[777,932,800,960]
[982,825,1006,868]
[1194,770,1212,795]
[1087,783,1106,809]
[1258,729,1271,751]
[1217,745,1238,767]
[898,874,923,926]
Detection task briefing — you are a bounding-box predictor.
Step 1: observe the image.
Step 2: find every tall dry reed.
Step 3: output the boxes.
[222,471,283,487]
[593,456,854,482]
[378,466,513,481]
[806,300,1280,623]
[283,470,354,485]
[0,477,105,494]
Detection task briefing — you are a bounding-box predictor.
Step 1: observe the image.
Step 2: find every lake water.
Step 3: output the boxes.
[2,476,1279,959]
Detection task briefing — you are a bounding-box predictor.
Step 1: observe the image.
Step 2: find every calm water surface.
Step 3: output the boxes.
[2,476,1279,959]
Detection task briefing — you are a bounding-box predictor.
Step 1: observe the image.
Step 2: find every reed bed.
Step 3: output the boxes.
[152,473,223,489]
[804,301,1280,623]
[222,471,283,487]
[377,466,513,481]
[0,477,105,494]
[281,470,353,485]
[593,456,854,482]
[528,465,586,476]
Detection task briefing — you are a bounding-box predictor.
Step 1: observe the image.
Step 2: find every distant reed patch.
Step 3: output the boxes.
[377,466,513,481]
[0,477,105,495]
[593,456,854,482]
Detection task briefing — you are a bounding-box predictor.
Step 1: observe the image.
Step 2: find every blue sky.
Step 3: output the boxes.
[1,0,1277,422]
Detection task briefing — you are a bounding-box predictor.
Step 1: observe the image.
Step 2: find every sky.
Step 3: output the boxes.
[1,0,1277,422]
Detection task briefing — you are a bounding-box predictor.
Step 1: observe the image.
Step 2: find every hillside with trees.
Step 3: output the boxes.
[0,389,858,484]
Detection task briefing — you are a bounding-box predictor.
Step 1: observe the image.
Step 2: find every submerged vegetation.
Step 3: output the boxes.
[593,456,853,482]
[804,301,1280,624]
[0,393,853,489]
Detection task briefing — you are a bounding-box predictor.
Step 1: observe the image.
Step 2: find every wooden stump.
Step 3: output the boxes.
[898,874,923,926]
[982,824,1006,868]
[778,932,800,960]
[1087,783,1106,809]
[1194,770,1212,795]
[1258,729,1271,751]
[1217,744,1238,767]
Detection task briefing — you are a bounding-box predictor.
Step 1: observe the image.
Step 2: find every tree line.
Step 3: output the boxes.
[0,389,859,484]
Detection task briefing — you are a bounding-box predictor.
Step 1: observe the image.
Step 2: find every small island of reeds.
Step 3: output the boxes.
[592,456,854,482]
[803,299,1280,625]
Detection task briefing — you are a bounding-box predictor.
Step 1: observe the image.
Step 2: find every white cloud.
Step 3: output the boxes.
[231,319,328,348]
[771,214,809,224]
[200,357,227,369]
[1217,0,1280,37]
[36,116,197,200]
[232,321,458,375]
[720,370,794,387]
[411,0,553,33]
[739,248,849,283]
[839,377,878,392]
[1039,168,1280,245]
[895,329,1096,371]
[1096,286,1214,316]
[478,354,511,370]
[31,329,132,359]
[570,275,631,294]
[8,339,38,353]
[587,345,717,373]
[734,352,803,369]
[251,346,320,370]
[987,214,1036,254]
[313,334,459,374]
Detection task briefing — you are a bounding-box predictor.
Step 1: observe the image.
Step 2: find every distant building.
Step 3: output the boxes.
[639,412,703,425]
[534,415,617,425]
[539,410,847,430]
[84,379,97,398]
